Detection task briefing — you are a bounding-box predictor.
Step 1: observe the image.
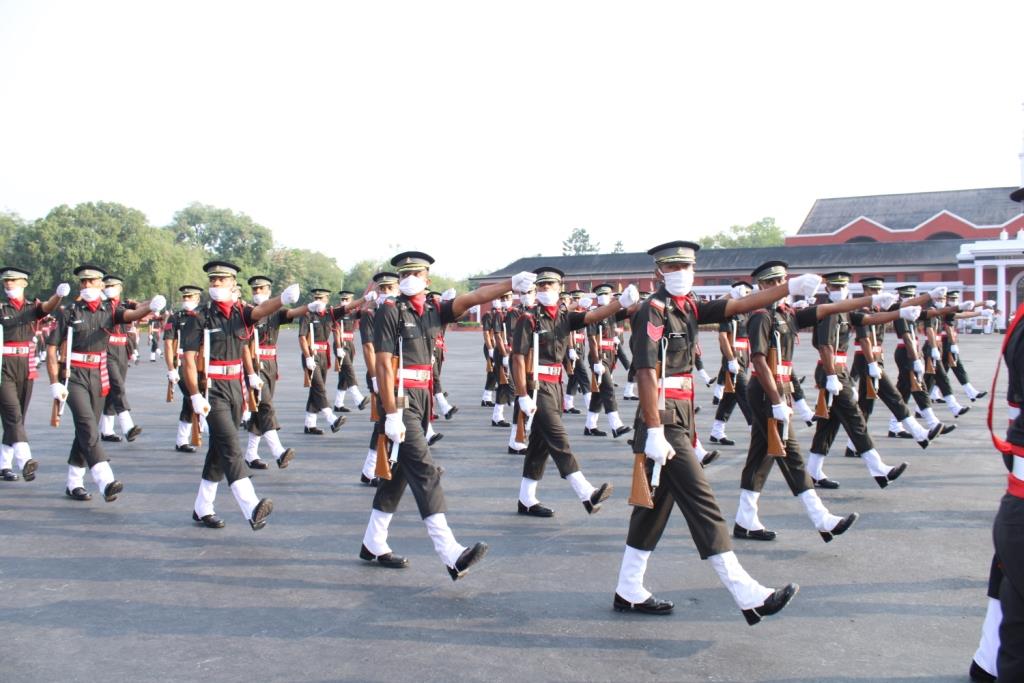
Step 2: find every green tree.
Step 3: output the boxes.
[265,247,344,298]
[612,240,624,253]
[0,212,24,255]
[342,259,390,295]
[698,217,786,249]
[562,228,600,255]
[167,202,273,274]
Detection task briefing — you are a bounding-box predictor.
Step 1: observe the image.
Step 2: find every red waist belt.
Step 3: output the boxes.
[599,340,616,350]
[659,374,694,401]
[398,364,433,389]
[70,351,110,395]
[109,334,128,346]
[257,345,277,359]
[751,360,793,383]
[1010,472,1024,499]
[340,332,355,342]
[312,341,330,354]
[818,353,847,366]
[2,341,31,357]
[733,337,749,351]
[855,345,883,355]
[207,359,243,381]
[537,364,563,383]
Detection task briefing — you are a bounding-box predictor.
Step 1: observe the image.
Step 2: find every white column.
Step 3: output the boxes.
[975,263,984,303]
[998,263,1008,329]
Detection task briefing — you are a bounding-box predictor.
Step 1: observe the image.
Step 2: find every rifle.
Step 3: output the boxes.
[629,340,668,509]
[864,325,879,400]
[51,328,72,428]
[374,432,392,480]
[723,320,737,394]
[334,320,343,374]
[246,331,259,413]
[303,321,314,388]
[766,336,787,457]
[907,316,925,392]
[389,337,404,466]
[166,331,179,403]
[190,329,208,448]
[515,330,540,443]
[590,327,602,393]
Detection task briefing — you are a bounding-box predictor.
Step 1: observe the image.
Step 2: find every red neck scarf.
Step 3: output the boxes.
[110,297,120,309]
[85,297,101,312]
[543,305,558,319]
[8,297,23,311]
[671,294,693,312]
[215,301,234,319]
[408,293,427,316]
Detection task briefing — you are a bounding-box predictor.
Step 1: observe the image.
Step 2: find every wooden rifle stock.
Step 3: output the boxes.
[723,369,735,394]
[865,374,878,400]
[910,371,924,393]
[765,348,786,457]
[924,354,935,375]
[190,414,202,447]
[166,338,178,403]
[166,381,175,403]
[947,352,957,368]
[628,452,654,508]
[191,339,205,447]
[590,363,600,393]
[814,389,830,419]
[370,393,379,422]
[374,434,392,480]
[303,364,312,387]
[50,399,61,428]
[515,410,526,444]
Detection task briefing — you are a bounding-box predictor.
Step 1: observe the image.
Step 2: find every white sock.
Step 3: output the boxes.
[229,477,260,520]
[921,407,940,429]
[99,414,116,436]
[858,448,891,478]
[424,513,466,567]
[973,597,1002,678]
[901,417,929,441]
[482,390,493,402]
[241,409,251,424]
[491,404,503,422]
[435,392,452,415]
[713,383,724,400]
[194,478,218,516]
[693,438,708,459]
[709,551,773,610]
[585,412,600,429]
[615,545,653,603]
[363,509,393,556]
[736,489,765,531]
[149,351,156,361]
[244,433,261,463]
[263,429,286,457]
[845,438,855,453]
[711,420,727,439]
[334,389,346,407]
[623,382,636,398]
[930,385,943,401]
[508,424,522,449]
[349,386,366,404]
[888,416,905,434]
[563,394,573,410]
[566,471,596,502]
[66,465,86,490]
[519,477,540,507]
[117,411,135,432]
[176,421,191,447]
[320,407,336,422]
[426,422,437,440]
[0,444,12,470]
[583,392,592,408]
[964,383,980,400]
[807,452,826,481]
[12,442,31,469]
[90,461,115,492]
[305,412,318,428]
[607,411,624,431]
[944,395,964,415]
[799,489,842,532]
[362,449,378,479]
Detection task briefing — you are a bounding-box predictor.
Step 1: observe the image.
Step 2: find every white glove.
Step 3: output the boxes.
[364,290,378,303]
[308,300,326,314]
[791,299,810,310]
[913,358,925,375]
[305,356,317,372]
[592,362,604,376]
[959,301,975,312]
[248,373,264,391]
[950,344,960,355]
[787,273,822,299]
[50,382,68,402]
[517,395,537,416]
[335,347,345,359]
[793,398,815,423]
[643,426,675,466]
[579,297,593,309]
[502,356,510,369]
[131,350,139,361]
[985,300,996,308]
[281,284,301,306]
[618,284,639,309]
[930,347,941,362]
[568,348,578,361]
[488,348,495,359]
[871,292,898,310]
[928,286,948,301]
[771,402,792,422]
[190,393,211,416]
[371,376,379,394]
[511,271,538,294]
[899,305,921,321]
[727,359,740,374]
[55,282,71,297]
[867,361,881,379]
[441,288,457,302]
[825,374,842,395]
[698,368,714,386]
[384,411,406,443]
[1010,406,1021,422]
[167,368,180,383]
[148,294,167,313]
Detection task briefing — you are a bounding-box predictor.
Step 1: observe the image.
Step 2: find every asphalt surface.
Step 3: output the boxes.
[0,326,1007,682]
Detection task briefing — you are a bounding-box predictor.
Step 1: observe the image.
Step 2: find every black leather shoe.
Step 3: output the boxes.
[276,448,296,469]
[613,593,674,615]
[103,480,123,502]
[700,450,720,468]
[887,430,914,439]
[712,396,720,405]
[359,474,379,487]
[101,434,122,443]
[969,659,996,682]
[304,426,324,435]
[710,435,735,446]
[733,523,777,541]
[939,423,956,435]
[65,486,91,501]
[21,459,37,482]
[972,391,988,402]
[0,468,19,482]
[844,448,857,458]
[612,426,632,439]
[444,406,458,420]
[125,426,142,442]
[954,406,970,417]
[249,498,273,530]
[743,583,799,625]
[192,511,225,528]
[331,416,347,433]
[813,477,840,490]
[820,512,859,543]
[358,396,370,410]
[508,447,526,455]
[337,406,351,413]
[247,458,269,470]
[566,407,581,414]
[875,462,908,489]
[175,444,197,453]
[694,405,701,414]
[481,400,495,407]
[919,424,943,449]
[518,501,554,517]
[584,427,607,437]
[359,543,409,568]
[491,420,510,427]
[447,542,488,581]
[583,482,613,514]
[428,433,444,446]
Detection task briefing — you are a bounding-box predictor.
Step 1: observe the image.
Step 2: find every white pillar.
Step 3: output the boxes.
[998,263,1008,330]
[975,263,984,303]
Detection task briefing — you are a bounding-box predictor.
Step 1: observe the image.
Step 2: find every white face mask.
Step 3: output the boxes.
[660,268,694,296]
[209,286,231,302]
[182,300,199,311]
[520,292,536,307]
[730,286,749,299]
[231,291,240,303]
[536,290,559,307]
[5,286,24,300]
[104,287,120,299]
[596,294,610,306]
[252,293,269,305]
[80,287,101,302]
[399,274,427,297]
[827,287,848,303]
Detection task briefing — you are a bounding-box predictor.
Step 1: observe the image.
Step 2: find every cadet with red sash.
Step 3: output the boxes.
[332,290,368,413]
[98,275,142,443]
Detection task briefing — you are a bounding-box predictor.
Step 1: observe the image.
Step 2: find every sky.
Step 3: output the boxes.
[1,1,1023,278]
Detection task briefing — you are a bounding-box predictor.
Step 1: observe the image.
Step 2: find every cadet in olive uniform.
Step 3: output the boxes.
[942,291,987,403]
[430,289,459,423]
[0,267,68,482]
[47,264,166,502]
[332,290,368,413]
[164,286,204,453]
[922,291,972,418]
[98,275,142,443]
[708,281,755,446]
[299,289,356,434]
[488,293,516,427]
[360,251,536,580]
[357,272,395,485]
[585,283,631,438]
[563,290,591,414]
[613,242,813,624]
[181,261,299,529]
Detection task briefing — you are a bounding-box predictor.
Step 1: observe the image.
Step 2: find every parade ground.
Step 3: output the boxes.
[0,327,1006,682]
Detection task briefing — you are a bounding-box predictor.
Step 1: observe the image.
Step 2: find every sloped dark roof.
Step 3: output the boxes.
[473,240,967,282]
[798,187,1022,235]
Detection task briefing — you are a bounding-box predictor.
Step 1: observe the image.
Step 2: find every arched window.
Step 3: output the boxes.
[924,231,963,241]
[845,236,877,243]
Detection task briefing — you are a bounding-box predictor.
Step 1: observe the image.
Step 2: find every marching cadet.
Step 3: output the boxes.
[613,242,818,622]
[0,268,68,483]
[506,285,535,454]
[430,289,459,423]
[332,290,369,413]
[98,275,142,443]
[181,260,299,529]
[512,267,629,516]
[708,281,755,446]
[585,283,631,438]
[942,291,988,403]
[359,251,537,580]
[921,291,972,418]
[148,311,163,362]
[805,272,915,489]
[47,264,166,502]
[732,264,909,543]
[165,286,204,452]
[480,300,497,407]
[299,289,345,435]
[563,290,591,415]
[488,293,516,428]
[621,291,648,403]
[242,275,309,470]
[357,272,395,486]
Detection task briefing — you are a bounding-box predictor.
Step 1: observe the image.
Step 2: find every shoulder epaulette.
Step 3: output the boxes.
[649,298,665,312]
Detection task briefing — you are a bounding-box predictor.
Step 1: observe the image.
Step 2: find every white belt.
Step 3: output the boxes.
[834,353,847,365]
[659,376,694,390]
[70,352,103,364]
[1014,456,1024,480]
[537,364,562,377]
[207,363,243,378]
[733,338,749,350]
[258,347,277,358]
[399,368,432,381]
[1,345,30,356]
